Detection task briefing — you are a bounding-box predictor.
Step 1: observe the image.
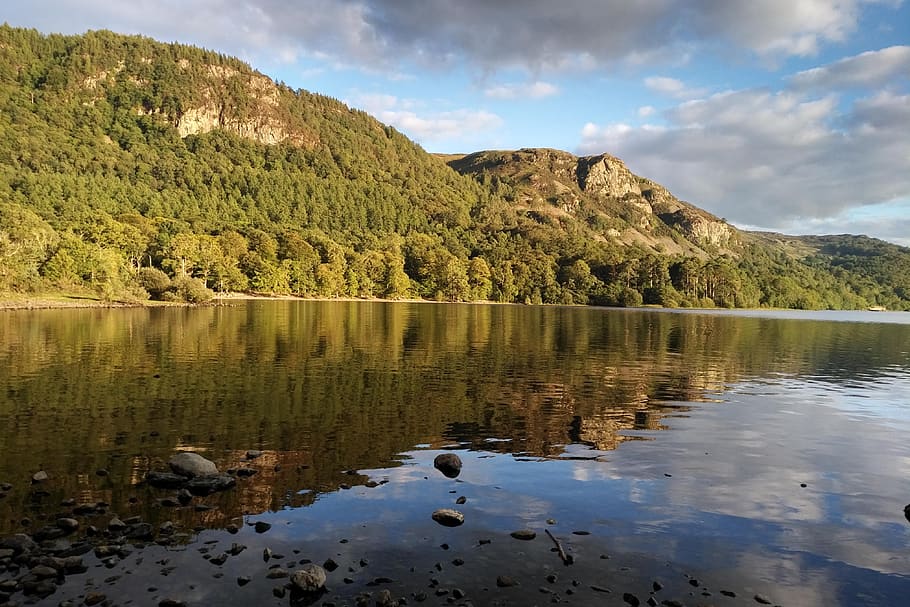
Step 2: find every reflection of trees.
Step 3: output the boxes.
[0,303,908,534]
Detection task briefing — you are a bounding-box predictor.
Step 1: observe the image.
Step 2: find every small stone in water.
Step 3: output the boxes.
[754,594,772,604]
[431,509,464,527]
[510,529,536,540]
[254,521,271,533]
[496,575,516,588]
[433,453,463,479]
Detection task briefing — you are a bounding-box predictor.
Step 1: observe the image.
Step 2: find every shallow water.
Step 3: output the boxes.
[1,302,909,606]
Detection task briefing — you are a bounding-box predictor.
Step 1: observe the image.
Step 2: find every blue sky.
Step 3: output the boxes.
[4,1,910,245]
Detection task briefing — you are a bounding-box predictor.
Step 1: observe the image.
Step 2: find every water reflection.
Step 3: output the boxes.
[1,302,909,533]
[1,302,910,605]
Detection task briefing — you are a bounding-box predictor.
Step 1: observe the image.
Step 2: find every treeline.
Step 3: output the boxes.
[0,25,908,309]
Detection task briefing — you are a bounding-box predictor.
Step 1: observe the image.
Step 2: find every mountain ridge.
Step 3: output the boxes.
[1,25,908,310]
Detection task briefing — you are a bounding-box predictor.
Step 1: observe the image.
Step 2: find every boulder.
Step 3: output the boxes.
[290,563,327,593]
[433,453,463,479]
[432,509,465,527]
[168,452,218,478]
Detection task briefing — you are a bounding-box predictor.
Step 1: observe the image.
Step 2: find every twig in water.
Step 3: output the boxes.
[545,529,574,565]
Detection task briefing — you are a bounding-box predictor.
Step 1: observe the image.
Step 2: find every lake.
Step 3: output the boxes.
[1,301,909,606]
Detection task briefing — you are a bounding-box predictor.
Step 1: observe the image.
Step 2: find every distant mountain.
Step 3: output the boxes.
[0,25,907,309]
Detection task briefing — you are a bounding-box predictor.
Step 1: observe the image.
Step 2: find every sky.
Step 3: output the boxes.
[4,1,910,245]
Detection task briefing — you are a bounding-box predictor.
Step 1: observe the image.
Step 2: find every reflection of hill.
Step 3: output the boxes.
[0,302,908,533]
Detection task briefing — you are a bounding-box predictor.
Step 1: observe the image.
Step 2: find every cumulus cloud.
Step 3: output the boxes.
[789,45,910,90]
[5,0,895,73]
[351,94,503,145]
[484,81,560,99]
[644,76,709,99]
[578,87,910,231]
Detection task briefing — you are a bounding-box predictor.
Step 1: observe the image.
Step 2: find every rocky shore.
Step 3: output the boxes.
[0,450,789,607]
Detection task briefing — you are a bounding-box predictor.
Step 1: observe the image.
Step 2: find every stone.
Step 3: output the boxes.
[56,518,79,533]
[84,592,107,605]
[290,563,327,593]
[623,592,640,606]
[146,472,189,488]
[754,594,772,605]
[433,453,462,478]
[496,575,516,588]
[168,452,218,478]
[254,521,272,533]
[1,533,38,555]
[245,450,263,460]
[185,474,236,496]
[431,509,464,527]
[510,529,536,540]
[904,503,910,523]
[32,471,49,483]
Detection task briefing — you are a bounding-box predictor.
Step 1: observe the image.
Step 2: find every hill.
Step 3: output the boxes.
[0,25,907,310]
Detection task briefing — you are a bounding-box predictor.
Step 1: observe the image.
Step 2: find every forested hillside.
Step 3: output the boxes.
[1,25,908,309]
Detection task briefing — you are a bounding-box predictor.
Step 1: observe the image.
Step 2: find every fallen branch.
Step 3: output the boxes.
[545,529,574,565]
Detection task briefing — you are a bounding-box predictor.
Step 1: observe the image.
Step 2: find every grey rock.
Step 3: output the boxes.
[32,471,49,483]
[168,452,218,478]
[754,594,772,605]
[56,518,79,533]
[496,575,516,588]
[433,453,462,479]
[245,450,263,460]
[1,533,38,555]
[431,509,464,527]
[290,563,327,593]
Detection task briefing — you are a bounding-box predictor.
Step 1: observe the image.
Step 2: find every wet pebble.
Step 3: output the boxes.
[496,575,516,588]
[455,496,466,505]
[253,521,271,533]
[237,576,250,586]
[266,568,288,579]
[433,453,463,478]
[290,563,327,593]
[754,594,772,604]
[510,529,536,540]
[84,592,107,605]
[431,509,464,527]
[623,592,640,606]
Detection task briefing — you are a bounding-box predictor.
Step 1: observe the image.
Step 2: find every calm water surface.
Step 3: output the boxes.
[1,302,909,606]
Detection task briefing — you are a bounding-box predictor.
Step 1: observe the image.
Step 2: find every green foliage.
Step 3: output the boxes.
[0,25,907,310]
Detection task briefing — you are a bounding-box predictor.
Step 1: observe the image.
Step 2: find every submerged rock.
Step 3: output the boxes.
[290,563,327,593]
[168,452,218,478]
[433,453,462,479]
[510,529,536,541]
[432,509,465,527]
[185,474,235,496]
[904,503,910,523]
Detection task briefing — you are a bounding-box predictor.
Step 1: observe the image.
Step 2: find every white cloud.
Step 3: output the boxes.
[352,94,503,145]
[484,81,560,99]
[644,76,709,100]
[578,88,910,232]
[5,0,900,74]
[637,105,657,117]
[789,45,910,90]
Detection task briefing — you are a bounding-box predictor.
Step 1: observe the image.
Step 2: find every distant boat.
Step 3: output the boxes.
[868,306,887,311]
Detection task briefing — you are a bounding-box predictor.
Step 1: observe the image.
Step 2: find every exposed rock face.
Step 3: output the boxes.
[661,209,734,249]
[576,154,642,198]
